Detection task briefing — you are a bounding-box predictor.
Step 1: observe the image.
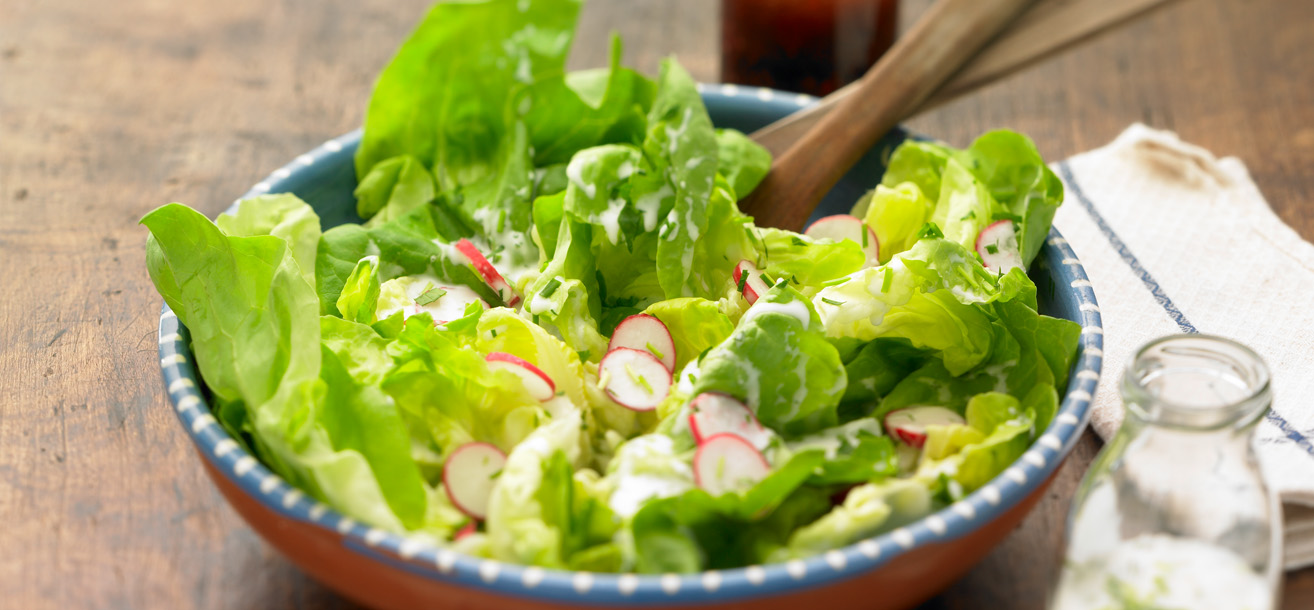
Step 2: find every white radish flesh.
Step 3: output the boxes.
[883,406,967,448]
[693,433,771,496]
[732,260,771,305]
[599,347,671,411]
[975,220,1024,273]
[455,238,520,307]
[442,443,506,520]
[485,352,556,401]
[688,392,771,450]
[608,314,677,372]
[805,214,880,266]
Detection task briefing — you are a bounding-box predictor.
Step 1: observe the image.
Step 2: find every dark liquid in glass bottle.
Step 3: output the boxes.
[721,0,898,96]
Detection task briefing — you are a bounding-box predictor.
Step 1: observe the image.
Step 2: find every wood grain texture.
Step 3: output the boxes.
[0,0,1310,608]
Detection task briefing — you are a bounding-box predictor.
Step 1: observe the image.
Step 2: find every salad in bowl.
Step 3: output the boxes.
[144,0,1079,577]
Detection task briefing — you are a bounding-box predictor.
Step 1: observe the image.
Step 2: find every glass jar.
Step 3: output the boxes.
[720,0,899,96]
[1052,335,1282,610]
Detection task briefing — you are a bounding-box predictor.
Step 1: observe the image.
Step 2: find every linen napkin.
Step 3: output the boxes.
[1052,124,1314,570]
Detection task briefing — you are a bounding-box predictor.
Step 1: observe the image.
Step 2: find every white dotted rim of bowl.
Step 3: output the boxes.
[155,86,1103,603]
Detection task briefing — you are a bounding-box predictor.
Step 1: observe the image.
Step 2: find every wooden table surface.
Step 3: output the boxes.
[2,0,1312,607]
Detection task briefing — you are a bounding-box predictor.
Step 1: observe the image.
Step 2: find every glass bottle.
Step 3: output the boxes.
[1052,335,1282,610]
[720,0,899,96]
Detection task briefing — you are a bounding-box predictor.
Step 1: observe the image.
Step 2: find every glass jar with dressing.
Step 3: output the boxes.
[1052,335,1282,610]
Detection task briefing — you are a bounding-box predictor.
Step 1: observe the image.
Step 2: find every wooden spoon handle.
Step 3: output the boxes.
[739,0,1035,231]
[749,0,1175,159]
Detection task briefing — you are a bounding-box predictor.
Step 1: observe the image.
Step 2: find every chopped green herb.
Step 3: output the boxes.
[881,267,893,293]
[415,283,446,306]
[625,363,654,394]
[821,297,845,306]
[917,222,945,240]
[577,350,591,362]
[961,210,977,221]
[821,276,850,287]
[736,270,748,294]
[645,342,665,361]
[489,469,502,480]
[758,273,771,286]
[539,277,561,299]
[791,236,808,247]
[497,209,507,233]
[490,329,498,338]
[985,244,999,254]
[861,227,869,248]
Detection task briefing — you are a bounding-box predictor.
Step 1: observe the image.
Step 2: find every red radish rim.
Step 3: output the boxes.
[607,314,677,371]
[485,352,556,397]
[455,238,519,306]
[688,392,762,445]
[693,432,770,492]
[805,215,880,265]
[974,220,1018,260]
[883,407,966,448]
[441,442,507,520]
[733,260,769,304]
[599,347,671,411]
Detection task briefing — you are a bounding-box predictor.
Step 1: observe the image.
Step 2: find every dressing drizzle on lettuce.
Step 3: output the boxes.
[142,0,1078,573]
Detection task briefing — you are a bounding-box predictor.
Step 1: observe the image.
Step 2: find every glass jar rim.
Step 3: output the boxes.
[1121,334,1272,430]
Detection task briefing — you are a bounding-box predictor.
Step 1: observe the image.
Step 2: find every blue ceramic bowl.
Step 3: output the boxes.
[156,86,1103,610]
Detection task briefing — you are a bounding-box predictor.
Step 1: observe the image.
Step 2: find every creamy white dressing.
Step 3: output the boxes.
[676,360,701,396]
[376,274,487,323]
[597,200,625,245]
[633,183,670,232]
[788,419,884,459]
[565,158,597,199]
[664,107,693,155]
[610,474,691,518]
[605,435,694,518]
[740,300,811,330]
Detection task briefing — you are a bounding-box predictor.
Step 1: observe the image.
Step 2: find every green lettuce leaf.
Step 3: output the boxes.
[354,154,437,225]
[715,128,771,199]
[628,451,829,572]
[523,35,655,166]
[691,283,845,435]
[857,182,935,263]
[486,410,588,567]
[756,229,866,295]
[641,298,735,373]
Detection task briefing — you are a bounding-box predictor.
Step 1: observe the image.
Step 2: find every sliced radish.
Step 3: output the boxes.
[442,442,506,520]
[454,521,477,540]
[805,214,880,267]
[974,220,1024,273]
[485,352,555,401]
[599,347,671,411]
[608,314,676,372]
[455,238,520,307]
[732,260,771,305]
[693,433,771,496]
[883,406,967,448]
[688,392,771,450]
